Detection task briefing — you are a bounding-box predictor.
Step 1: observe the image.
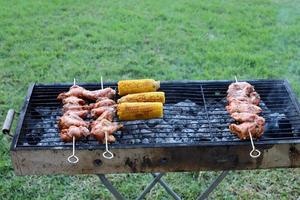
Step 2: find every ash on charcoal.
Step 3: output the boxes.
[164,100,200,117]
[24,95,296,146]
[186,121,199,129]
[173,99,200,115]
[146,119,165,128]
[154,120,174,132]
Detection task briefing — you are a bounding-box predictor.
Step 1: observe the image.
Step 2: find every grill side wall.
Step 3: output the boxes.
[11,143,300,175]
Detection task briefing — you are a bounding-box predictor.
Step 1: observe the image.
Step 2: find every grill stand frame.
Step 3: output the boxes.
[97,171,229,200]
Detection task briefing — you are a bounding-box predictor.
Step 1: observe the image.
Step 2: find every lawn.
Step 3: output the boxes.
[0,0,300,199]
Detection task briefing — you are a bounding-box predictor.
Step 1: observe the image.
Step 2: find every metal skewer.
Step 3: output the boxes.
[67,78,79,164]
[248,130,261,158]
[101,76,114,159]
[234,76,261,158]
[67,136,79,163]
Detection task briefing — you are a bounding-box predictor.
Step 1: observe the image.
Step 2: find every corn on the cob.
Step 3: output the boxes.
[117,102,163,121]
[118,79,160,96]
[117,92,165,104]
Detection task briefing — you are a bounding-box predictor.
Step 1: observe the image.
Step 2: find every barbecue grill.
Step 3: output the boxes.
[3,80,300,199]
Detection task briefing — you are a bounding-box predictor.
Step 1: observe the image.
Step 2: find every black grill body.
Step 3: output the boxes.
[11,80,300,175]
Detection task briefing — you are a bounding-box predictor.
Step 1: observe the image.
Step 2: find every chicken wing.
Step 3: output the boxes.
[229,122,264,140]
[90,98,116,109]
[226,100,262,114]
[57,85,116,101]
[64,110,89,118]
[60,126,90,142]
[227,91,260,105]
[231,112,265,126]
[227,82,254,96]
[62,96,86,105]
[91,119,122,143]
[91,105,116,118]
[58,113,89,129]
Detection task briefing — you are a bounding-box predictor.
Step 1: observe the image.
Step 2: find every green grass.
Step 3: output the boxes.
[1,0,300,199]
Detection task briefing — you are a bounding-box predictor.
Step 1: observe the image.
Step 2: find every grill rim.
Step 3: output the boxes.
[11,79,300,151]
[11,139,300,151]
[11,83,35,151]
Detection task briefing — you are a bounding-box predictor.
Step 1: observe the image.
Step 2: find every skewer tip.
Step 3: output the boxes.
[235,76,238,83]
[100,76,103,90]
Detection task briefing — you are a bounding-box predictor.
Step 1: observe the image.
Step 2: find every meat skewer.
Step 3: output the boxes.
[229,76,261,158]
[67,136,79,164]
[100,76,114,160]
[248,129,261,158]
[67,78,80,164]
[58,78,120,162]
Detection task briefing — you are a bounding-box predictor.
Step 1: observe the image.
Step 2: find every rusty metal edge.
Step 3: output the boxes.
[10,83,35,151]
[11,142,300,175]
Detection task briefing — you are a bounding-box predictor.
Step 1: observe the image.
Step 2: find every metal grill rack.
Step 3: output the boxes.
[14,80,300,149]
[5,80,300,200]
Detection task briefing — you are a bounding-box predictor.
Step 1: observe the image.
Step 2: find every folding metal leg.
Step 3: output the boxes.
[97,174,125,200]
[197,171,229,200]
[97,171,229,200]
[136,173,165,200]
[151,173,181,200]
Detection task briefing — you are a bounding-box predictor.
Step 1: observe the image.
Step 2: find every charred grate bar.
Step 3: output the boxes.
[9,80,300,175]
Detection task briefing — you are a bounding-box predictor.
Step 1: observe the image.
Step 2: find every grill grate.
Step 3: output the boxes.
[14,80,300,149]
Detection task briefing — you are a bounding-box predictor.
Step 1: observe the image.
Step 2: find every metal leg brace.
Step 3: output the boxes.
[97,171,229,200]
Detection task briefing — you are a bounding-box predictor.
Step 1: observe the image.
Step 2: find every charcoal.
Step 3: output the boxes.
[140,129,153,135]
[138,123,150,130]
[146,119,165,128]
[181,128,195,137]
[142,138,150,144]
[186,121,199,129]
[173,99,200,115]
[26,96,288,146]
[164,137,179,143]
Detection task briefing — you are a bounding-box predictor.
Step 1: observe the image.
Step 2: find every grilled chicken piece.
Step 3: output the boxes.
[62,96,86,105]
[60,126,90,142]
[57,85,86,100]
[62,103,90,112]
[91,119,122,143]
[229,122,264,140]
[57,85,116,101]
[84,88,116,101]
[249,92,261,106]
[91,105,116,118]
[231,112,265,126]
[227,82,260,105]
[91,111,115,128]
[90,98,116,109]
[227,91,260,106]
[64,110,89,118]
[58,113,89,129]
[226,100,262,114]
[227,82,254,95]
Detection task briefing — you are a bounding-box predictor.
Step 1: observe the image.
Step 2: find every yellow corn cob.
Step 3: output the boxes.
[117,92,165,104]
[117,102,163,121]
[118,79,160,96]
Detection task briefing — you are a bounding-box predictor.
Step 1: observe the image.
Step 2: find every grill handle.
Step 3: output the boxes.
[2,109,15,136]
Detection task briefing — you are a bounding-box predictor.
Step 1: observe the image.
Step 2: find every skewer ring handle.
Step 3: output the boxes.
[103,151,114,159]
[250,149,261,158]
[68,155,79,164]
